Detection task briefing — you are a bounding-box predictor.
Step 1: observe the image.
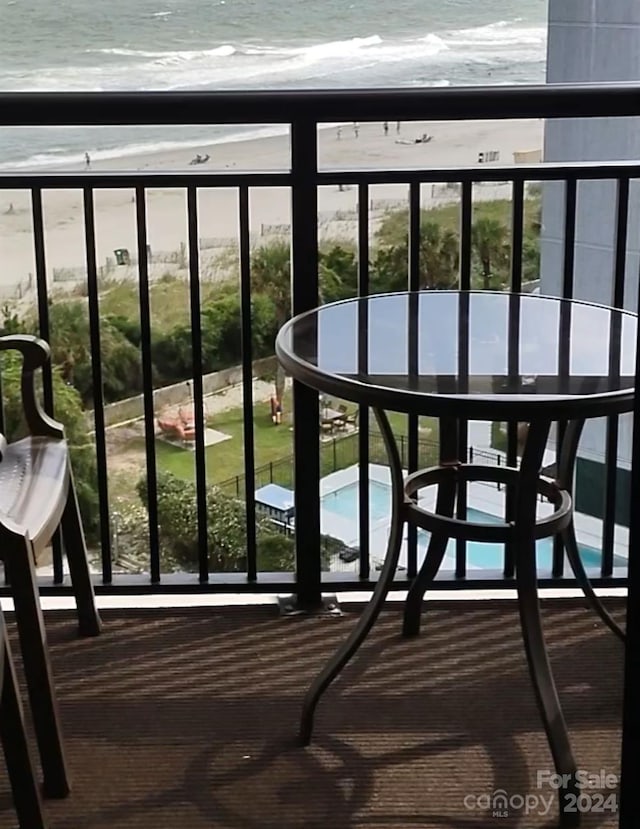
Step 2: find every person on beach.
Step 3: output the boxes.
[396,121,401,133]
[353,122,359,138]
[84,152,91,169]
[383,121,389,136]
[336,127,342,140]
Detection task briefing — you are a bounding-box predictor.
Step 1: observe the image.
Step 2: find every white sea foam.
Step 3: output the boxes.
[2,21,545,95]
[421,33,449,54]
[91,45,237,59]
[292,34,383,60]
[445,21,546,48]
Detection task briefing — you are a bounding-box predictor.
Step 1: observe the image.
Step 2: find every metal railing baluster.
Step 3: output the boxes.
[602,177,629,577]
[357,182,370,581]
[134,186,160,583]
[83,187,112,584]
[407,181,420,580]
[456,180,472,579]
[505,178,525,578]
[186,186,209,583]
[291,120,321,609]
[239,185,258,582]
[31,188,64,584]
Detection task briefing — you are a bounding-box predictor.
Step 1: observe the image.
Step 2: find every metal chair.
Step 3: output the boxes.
[0,335,102,798]
[0,603,46,828]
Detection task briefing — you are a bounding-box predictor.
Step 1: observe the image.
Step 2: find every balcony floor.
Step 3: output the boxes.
[0,598,625,829]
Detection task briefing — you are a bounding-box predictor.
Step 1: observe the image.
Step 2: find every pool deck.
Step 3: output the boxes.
[320,461,628,574]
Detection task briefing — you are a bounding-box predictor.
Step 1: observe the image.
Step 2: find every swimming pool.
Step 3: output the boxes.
[321,480,627,571]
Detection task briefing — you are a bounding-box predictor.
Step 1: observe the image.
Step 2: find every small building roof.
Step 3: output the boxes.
[255,484,295,518]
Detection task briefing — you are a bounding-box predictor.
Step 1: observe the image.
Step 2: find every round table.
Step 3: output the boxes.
[276,290,636,827]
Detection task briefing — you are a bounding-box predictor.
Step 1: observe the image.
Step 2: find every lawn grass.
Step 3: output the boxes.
[156,394,296,482]
[155,388,438,486]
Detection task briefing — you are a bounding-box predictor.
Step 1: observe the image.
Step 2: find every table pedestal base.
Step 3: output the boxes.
[300,411,625,828]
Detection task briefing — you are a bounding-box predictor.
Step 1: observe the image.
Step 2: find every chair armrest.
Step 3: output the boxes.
[0,335,65,439]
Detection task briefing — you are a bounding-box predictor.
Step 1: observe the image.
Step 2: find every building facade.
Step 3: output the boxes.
[540,0,640,525]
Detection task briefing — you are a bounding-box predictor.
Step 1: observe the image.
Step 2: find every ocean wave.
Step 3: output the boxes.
[3,21,545,94]
[290,34,383,61]
[88,32,445,69]
[90,45,237,60]
[445,21,546,48]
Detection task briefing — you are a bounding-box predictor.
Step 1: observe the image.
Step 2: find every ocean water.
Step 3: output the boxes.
[0,0,547,168]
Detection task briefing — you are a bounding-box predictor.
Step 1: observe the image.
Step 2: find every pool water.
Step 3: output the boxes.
[321,480,626,571]
[322,480,391,522]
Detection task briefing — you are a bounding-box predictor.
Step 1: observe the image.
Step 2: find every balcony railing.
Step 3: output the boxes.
[0,85,639,604]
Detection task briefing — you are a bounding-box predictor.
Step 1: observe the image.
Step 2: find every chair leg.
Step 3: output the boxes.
[7,540,70,798]
[0,615,47,829]
[60,470,101,637]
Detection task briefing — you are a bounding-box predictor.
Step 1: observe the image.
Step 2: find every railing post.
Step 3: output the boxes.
[290,118,322,610]
[333,437,337,471]
[620,299,640,825]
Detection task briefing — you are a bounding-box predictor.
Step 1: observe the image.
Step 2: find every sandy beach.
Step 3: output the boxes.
[0,118,543,298]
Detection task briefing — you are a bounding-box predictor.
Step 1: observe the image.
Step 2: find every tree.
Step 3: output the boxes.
[318,243,358,302]
[106,314,142,348]
[370,225,459,294]
[251,240,291,402]
[38,301,142,405]
[471,218,509,290]
[419,221,459,289]
[137,471,280,572]
[522,235,540,284]
[371,243,410,294]
[0,303,26,335]
[46,301,91,388]
[150,291,278,385]
[251,240,291,327]
[373,209,461,292]
[137,471,338,573]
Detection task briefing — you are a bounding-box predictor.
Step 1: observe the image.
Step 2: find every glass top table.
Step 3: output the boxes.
[276,290,636,828]
[276,290,637,421]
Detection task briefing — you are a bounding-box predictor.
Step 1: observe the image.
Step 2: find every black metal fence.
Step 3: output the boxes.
[0,85,637,598]
[218,431,504,498]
